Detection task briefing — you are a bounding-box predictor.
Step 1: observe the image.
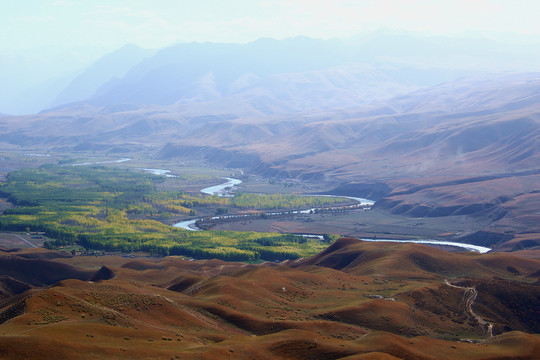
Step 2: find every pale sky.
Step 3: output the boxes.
[2,0,540,52]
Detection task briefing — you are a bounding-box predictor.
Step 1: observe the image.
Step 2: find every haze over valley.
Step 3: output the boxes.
[3,33,540,251]
[1,1,540,359]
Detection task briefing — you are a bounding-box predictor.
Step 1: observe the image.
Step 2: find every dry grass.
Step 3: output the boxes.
[0,241,539,359]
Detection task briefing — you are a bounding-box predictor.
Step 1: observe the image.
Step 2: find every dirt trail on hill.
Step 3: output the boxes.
[184,265,232,296]
[444,279,493,338]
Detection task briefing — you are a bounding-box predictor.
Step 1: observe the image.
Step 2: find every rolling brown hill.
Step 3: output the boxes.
[294,238,540,279]
[0,253,108,287]
[0,241,538,359]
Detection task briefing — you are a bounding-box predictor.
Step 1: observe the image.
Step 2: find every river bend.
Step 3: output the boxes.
[173,177,490,253]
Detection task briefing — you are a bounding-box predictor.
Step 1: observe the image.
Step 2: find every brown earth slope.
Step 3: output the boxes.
[0,240,538,359]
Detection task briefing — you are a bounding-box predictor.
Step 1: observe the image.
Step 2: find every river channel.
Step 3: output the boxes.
[71,158,131,166]
[172,177,373,231]
[170,177,490,253]
[59,161,492,253]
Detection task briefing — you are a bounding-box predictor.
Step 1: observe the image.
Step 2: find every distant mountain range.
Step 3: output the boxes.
[2,71,539,179]
[2,32,540,115]
[49,44,155,108]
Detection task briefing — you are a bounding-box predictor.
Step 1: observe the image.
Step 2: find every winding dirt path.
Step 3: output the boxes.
[444,279,493,338]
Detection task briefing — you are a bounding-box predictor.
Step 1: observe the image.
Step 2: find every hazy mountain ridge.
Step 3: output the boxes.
[64,35,514,112]
[158,73,540,177]
[49,44,155,108]
[4,32,539,115]
[2,71,539,169]
[0,46,107,115]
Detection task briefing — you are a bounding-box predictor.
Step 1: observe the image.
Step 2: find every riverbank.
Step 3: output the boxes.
[173,177,491,253]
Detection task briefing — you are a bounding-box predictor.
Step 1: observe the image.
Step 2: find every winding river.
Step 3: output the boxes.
[173,177,243,231]
[172,177,490,253]
[139,168,178,177]
[71,158,131,166]
[359,238,491,253]
[200,177,242,196]
[60,161,491,253]
[172,177,373,231]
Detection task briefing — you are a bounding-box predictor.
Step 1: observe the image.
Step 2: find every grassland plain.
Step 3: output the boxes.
[0,164,349,261]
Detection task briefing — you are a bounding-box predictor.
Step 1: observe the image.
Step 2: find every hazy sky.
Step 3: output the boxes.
[2,0,540,52]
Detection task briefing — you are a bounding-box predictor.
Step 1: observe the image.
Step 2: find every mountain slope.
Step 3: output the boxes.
[49,44,154,108]
[56,35,499,112]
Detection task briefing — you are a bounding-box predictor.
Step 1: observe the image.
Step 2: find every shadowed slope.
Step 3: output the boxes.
[295,238,540,278]
[0,249,116,287]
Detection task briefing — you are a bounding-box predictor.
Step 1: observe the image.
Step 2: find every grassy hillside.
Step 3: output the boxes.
[0,239,538,359]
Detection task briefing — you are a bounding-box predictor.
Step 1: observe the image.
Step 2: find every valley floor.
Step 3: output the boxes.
[208,207,492,244]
